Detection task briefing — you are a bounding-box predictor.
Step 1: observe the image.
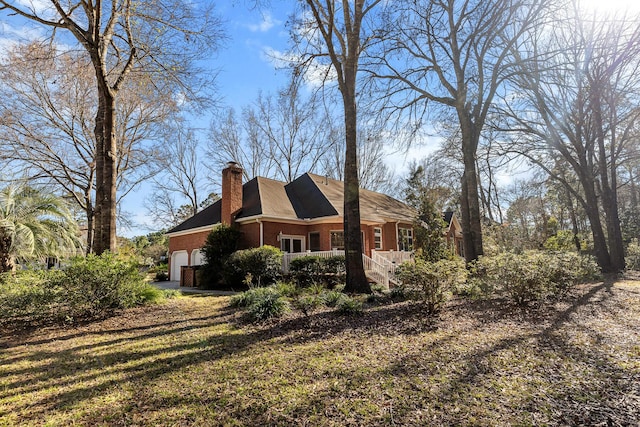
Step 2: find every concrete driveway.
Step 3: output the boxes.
[151,281,237,296]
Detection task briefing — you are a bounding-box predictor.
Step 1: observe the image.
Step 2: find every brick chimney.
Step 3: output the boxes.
[221,161,243,225]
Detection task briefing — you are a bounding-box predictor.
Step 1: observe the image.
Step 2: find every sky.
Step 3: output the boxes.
[2,0,638,237]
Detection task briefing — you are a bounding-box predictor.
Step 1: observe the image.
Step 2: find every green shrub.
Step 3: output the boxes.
[233,286,290,321]
[223,246,283,287]
[289,255,346,288]
[0,270,65,323]
[294,294,322,316]
[321,289,344,307]
[61,252,149,317]
[200,225,242,288]
[477,251,601,306]
[626,238,640,271]
[388,285,407,301]
[0,252,161,325]
[395,258,467,315]
[335,295,362,315]
[273,281,298,298]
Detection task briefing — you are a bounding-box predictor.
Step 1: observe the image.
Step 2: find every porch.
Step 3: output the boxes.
[281,250,413,289]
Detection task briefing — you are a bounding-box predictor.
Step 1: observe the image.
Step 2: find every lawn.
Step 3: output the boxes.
[1,277,639,426]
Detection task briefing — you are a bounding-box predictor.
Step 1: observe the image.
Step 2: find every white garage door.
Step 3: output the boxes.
[170,250,188,281]
[191,249,205,266]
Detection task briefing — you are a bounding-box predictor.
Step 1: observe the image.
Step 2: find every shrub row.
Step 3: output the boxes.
[469,251,600,306]
[230,282,362,322]
[288,255,346,288]
[0,252,168,326]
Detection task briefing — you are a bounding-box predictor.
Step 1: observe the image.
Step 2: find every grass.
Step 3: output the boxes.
[1,277,639,426]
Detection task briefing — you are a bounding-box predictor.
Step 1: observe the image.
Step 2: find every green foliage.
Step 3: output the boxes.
[223,246,283,287]
[61,252,152,317]
[320,289,344,307]
[0,252,165,326]
[289,255,346,288]
[230,286,290,321]
[626,238,640,271]
[0,185,80,272]
[334,295,363,315]
[200,224,242,287]
[396,258,467,315]
[476,251,601,306]
[0,270,65,323]
[543,230,580,252]
[294,294,322,316]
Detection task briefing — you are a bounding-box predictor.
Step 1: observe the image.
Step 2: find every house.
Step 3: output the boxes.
[166,162,419,281]
[443,211,464,258]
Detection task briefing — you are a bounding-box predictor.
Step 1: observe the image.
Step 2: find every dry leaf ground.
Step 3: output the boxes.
[1,276,639,426]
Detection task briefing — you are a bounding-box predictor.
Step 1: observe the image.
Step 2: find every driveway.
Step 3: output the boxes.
[152,281,237,296]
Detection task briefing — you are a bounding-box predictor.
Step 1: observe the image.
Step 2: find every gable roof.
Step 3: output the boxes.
[167,172,415,235]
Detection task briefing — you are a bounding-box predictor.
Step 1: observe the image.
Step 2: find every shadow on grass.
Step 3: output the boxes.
[1,278,638,425]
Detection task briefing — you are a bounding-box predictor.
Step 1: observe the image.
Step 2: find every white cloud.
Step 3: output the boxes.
[247,12,280,33]
[260,46,337,88]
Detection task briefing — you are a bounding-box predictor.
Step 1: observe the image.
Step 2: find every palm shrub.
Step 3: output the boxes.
[230,285,290,321]
[395,258,467,315]
[0,185,80,273]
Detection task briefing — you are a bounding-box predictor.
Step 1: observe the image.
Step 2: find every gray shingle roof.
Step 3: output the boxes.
[167,172,415,234]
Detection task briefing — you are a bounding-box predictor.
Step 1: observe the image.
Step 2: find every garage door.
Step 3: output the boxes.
[170,250,188,281]
[191,249,205,266]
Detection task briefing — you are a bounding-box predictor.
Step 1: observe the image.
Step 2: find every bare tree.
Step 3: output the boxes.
[208,107,277,182]
[147,123,216,228]
[498,7,640,272]
[208,73,333,183]
[0,0,223,254]
[0,42,170,252]
[321,125,396,194]
[372,0,547,263]
[291,0,382,293]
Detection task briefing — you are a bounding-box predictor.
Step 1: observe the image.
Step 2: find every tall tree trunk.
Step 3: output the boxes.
[0,228,12,273]
[581,180,613,272]
[342,43,369,294]
[459,117,484,263]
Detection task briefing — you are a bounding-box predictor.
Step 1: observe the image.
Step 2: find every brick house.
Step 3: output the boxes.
[166,162,422,281]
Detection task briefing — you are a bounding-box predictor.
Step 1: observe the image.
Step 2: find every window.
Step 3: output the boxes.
[330,231,344,250]
[374,227,383,250]
[280,235,304,253]
[398,228,413,251]
[309,232,321,251]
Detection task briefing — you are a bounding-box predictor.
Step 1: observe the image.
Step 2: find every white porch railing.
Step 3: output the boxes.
[371,250,414,265]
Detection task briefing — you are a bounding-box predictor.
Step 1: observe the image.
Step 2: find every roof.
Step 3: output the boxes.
[167,172,416,234]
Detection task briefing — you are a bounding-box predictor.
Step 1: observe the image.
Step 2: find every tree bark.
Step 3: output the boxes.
[0,228,12,274]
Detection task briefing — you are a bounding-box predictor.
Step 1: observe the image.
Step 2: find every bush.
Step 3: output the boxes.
[0,270,65,323]
[0,252,164,326]
[294,294,322,316]
[200,225,242,288]
[626,238,640,271]
[223,246,283,287]
[154,270,169,281]
[230,286,290,321]
[321,289,344,307]
[335,295,363,315]
[61,252,151,317]
[395,258,467,315]
[289,255,346,288]
[476,251,601,306]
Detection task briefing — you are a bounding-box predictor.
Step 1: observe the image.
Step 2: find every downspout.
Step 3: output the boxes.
[258,219,264,247]
[395,222,400,251]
